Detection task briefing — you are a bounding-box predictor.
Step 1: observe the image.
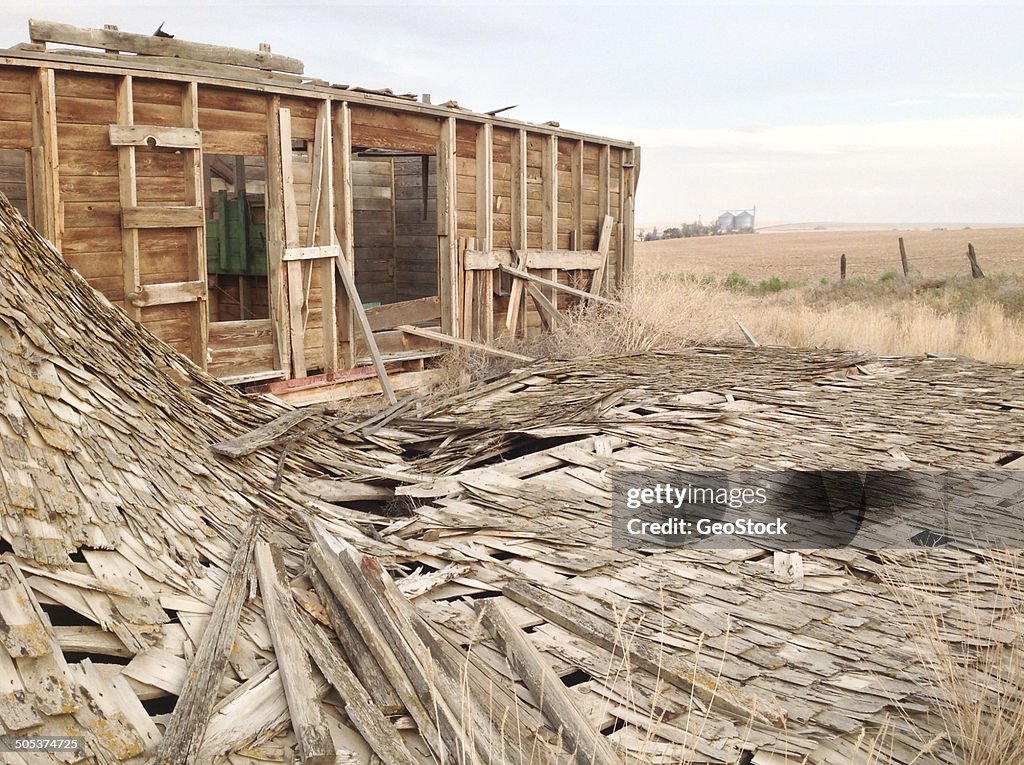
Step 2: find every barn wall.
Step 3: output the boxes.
[0,55,636,382]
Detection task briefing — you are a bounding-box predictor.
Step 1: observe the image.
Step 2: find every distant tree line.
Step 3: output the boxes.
[644,221,719,241]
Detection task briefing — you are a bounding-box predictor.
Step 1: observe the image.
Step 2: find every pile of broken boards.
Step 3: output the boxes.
[2,192,1024,765]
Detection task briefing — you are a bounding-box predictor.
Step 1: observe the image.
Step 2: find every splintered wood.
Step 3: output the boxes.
[1,195,1023,764]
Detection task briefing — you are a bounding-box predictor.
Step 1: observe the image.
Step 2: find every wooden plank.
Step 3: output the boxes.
[121,205,204,228]
[108,124,201,149]
[541,133,559,308]
[280,107,306,378]
[589,215,615,295]
[31,67,60,249]
[115,75,141,322]
[209,406,327,458]
[29,20,305,74]
[283,244,342,262]
[182,81,207,374]
[128,279,206,308]
[466,248,604,271]
[526,283,569,330]
[500,264,618,306]
[480,600,624,765]
[255,543,335,765]
[265,95,290,373]
[314,100,340,372]
[334,102,356,368]
[150,519,260,765]
[290,576,419,765]
[307,571,403,714]
[476,123,494,343]
[623,147,638,279]
[364,295,440,331]
[571,139,584,249]
[309,528,482,765]
[396,324,532,362]
[437,116,459,336]
[335,255,397,404]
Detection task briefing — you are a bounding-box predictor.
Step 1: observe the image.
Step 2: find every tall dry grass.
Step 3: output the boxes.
[520,271,1024,365]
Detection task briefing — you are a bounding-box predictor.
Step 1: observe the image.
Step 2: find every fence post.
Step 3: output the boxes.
[966,243,984,278]
[840,253,847,281]
[898,237,909,277]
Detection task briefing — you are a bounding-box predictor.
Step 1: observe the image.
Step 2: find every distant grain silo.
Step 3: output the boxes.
[734,210,755,231]
[717,211,735,233]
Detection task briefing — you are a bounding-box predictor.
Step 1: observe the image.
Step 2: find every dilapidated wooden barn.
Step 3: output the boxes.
[0,19,638,394]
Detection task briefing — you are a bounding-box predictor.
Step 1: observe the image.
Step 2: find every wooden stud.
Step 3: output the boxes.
[182,81,208,369]
[334,102,356,368]
[313,100,339,372]
[616,153,626,289]
[279,107,306,378]
[598,144,611,292]
[265,95,291,374]
[437,117,459,336]
[461,237,475,339]
[571,139,584,251]
[476,123,494,343]
[541,134,559,309]
[623,146,638,278]
[506,128,528,337]
[115,75,141,322]
[30,68,60,249]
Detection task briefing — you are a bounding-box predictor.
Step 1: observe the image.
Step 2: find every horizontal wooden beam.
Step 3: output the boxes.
[499,265,619,306]
[282,244,342,262]
[129,279,206,308]
[396,325,533,362]
[109,124,202,149]
[122,206,204,229]
[29,19,304,74]
[365,296,441,332]
[464,249,605,271]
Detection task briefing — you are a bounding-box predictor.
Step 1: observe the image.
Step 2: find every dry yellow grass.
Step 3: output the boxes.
[624,228,1024,364]
[639,227,1024,281]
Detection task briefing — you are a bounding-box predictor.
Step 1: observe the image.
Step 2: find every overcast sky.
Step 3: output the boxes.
[3,2,1022,226]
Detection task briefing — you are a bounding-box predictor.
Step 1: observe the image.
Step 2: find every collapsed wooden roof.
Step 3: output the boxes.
[1,192,1023,764]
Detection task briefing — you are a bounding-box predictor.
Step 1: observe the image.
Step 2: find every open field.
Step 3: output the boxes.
[617,227,1024,365]
[637,227,1024,282]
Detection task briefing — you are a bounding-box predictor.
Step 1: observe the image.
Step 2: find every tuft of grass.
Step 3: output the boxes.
[879,270,900,283]
[721,271,751,291]
[754,275,798,294]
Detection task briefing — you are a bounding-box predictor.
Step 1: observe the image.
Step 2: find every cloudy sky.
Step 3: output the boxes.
[3,2,1022,226]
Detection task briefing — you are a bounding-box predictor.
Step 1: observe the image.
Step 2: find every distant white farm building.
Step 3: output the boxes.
[717,208,756,233]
